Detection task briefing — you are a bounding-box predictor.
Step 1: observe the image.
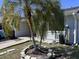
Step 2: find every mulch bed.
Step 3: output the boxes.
[23,45,74,59]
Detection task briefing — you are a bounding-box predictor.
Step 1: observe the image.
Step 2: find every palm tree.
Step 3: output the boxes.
[2,0,20,39]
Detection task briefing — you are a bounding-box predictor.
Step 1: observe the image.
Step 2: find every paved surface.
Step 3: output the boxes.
[0,37,56,49]
[0,37,30,49]
[0,41,32,59]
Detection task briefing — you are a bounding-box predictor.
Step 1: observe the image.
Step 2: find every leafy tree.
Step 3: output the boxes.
[30,0,64,46]
[18,0,64,46]
[2,1,20,39]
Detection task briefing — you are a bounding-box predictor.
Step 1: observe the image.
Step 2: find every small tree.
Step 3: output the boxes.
[30,0,64,46]
[23,0,37,47]
[18,0,64,47]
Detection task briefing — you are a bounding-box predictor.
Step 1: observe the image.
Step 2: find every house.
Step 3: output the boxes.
[45,6,79,44]
[63,6,79,44]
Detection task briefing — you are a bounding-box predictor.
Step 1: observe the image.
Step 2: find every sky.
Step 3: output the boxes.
[60,0,79,9]
[0,0,79,9]
[0,0,3,8]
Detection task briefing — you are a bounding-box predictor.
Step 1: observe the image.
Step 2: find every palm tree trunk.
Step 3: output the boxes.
[39,33,44,46]
[31,30,36,47]
[40,37,42,46]
[23,0,36,47]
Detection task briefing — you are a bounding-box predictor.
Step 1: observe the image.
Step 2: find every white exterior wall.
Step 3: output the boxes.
[64,15,75,43]
[64,7,79,43]
[77,18,79,43]
[0,16,3,23]
[15,20,30,37]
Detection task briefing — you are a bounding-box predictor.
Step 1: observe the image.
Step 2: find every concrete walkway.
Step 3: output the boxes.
[0,37,30,49]
[0,37,56,49]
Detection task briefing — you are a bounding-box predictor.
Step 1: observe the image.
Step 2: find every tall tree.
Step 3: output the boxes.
[2,1,20,39]
[30,0,64,46]
[23,0,36,47]
[18,0,64,46]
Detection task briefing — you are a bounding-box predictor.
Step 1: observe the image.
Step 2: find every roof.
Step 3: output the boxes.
[63,6,79,16]
[63,6,79,11]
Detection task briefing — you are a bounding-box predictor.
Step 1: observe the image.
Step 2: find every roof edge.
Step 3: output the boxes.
[62,6,79,11]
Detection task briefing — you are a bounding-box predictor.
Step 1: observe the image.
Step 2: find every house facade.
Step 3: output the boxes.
[63,6,79,44]
[45,6,79,44]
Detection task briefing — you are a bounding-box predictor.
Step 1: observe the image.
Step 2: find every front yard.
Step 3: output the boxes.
[0,40,79,59]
